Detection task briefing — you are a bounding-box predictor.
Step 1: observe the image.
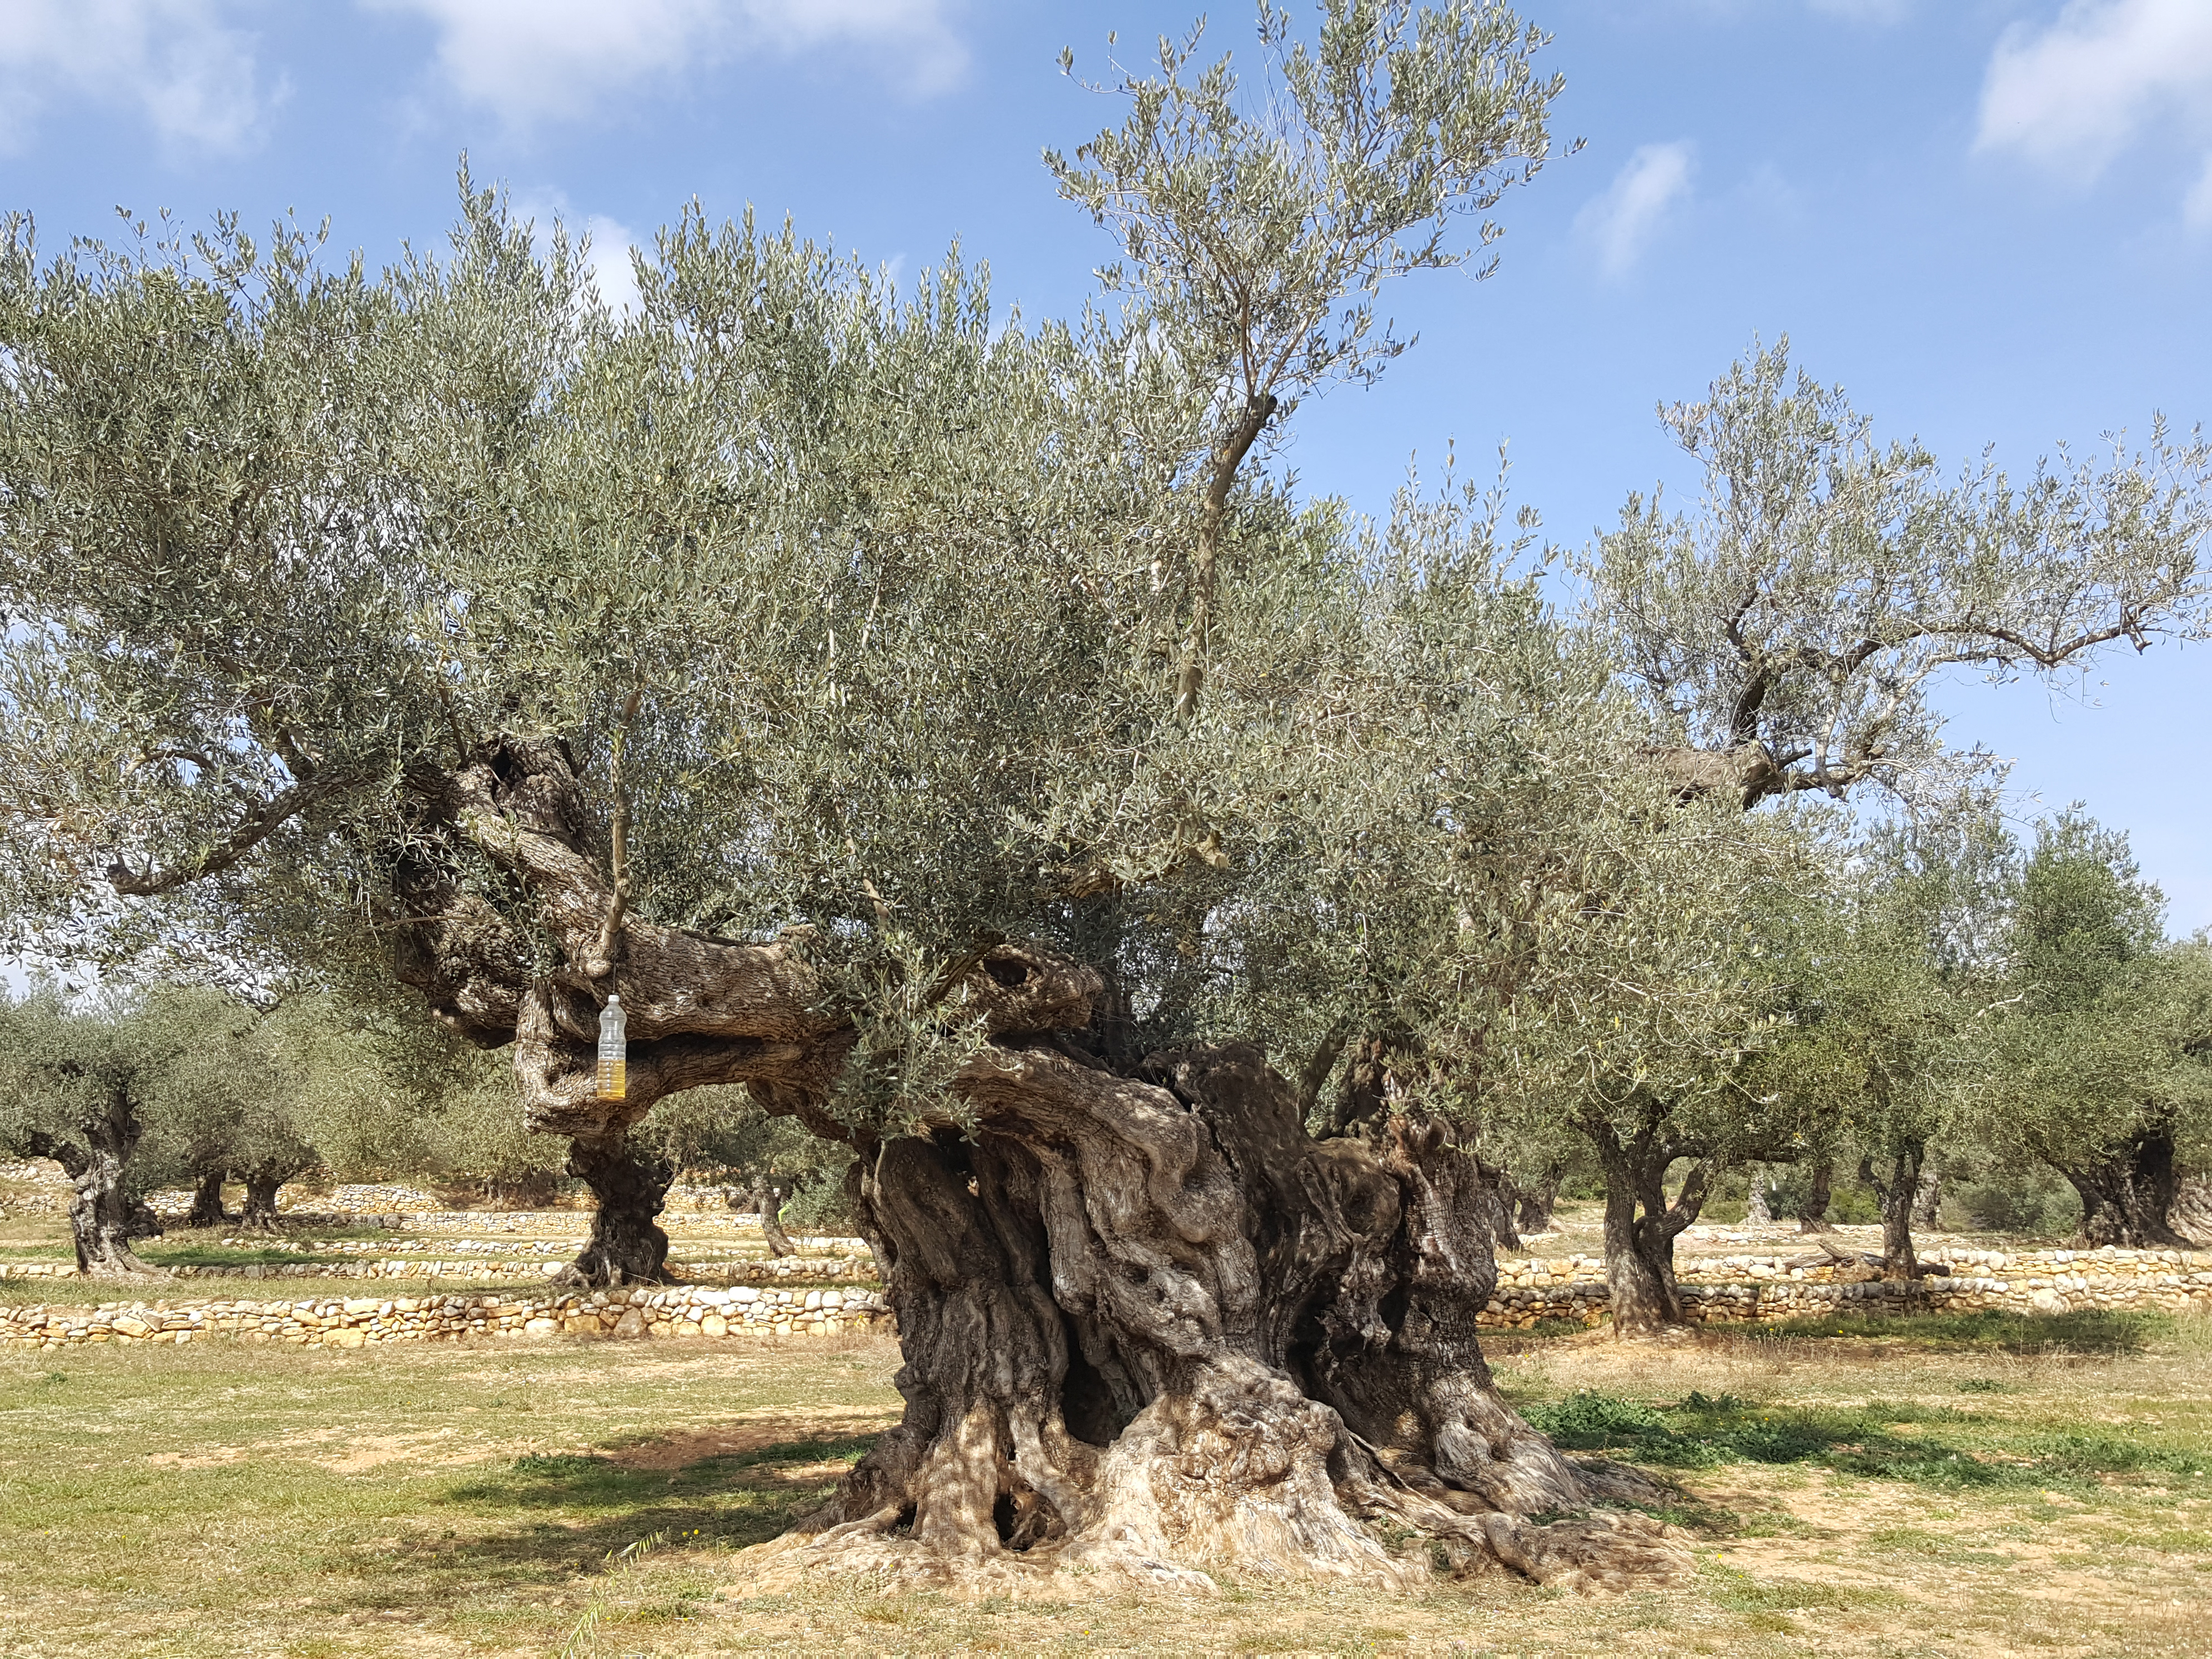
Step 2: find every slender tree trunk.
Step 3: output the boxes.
[565,1132,672,1285]
[1859,1144,1924,1281]
[2057,1128,2191,1248]
[187,1168,230,1229]
[26,1097,160,1278]
[1797,1158,1837,1233]
[751,1181,796,1256]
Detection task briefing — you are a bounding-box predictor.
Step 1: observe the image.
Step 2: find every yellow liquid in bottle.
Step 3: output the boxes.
[597,1057,626,1100]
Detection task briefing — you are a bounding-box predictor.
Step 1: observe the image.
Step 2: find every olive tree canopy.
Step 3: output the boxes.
[1582,340,2212,810]
[0,1,1712,1597]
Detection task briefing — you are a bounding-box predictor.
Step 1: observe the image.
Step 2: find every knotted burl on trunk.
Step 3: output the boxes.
[392,737,1687,1594]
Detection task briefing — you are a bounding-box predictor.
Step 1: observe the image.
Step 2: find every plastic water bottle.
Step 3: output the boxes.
[596,994,627,1100]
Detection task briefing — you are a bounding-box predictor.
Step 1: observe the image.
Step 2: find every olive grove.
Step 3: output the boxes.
[3,0,2209,1596]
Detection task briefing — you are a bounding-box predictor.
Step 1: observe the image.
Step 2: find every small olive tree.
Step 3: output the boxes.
[1965,816,2212,1247]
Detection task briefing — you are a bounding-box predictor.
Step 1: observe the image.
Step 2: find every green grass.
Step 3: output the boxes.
[1522,1384,2211,1491]
[2,1297,2209,1655]
[137,1242,329,1268]
[1735,1306,2176,1353]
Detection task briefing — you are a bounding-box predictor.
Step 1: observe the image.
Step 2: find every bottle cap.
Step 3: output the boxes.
[606,992,621,1005]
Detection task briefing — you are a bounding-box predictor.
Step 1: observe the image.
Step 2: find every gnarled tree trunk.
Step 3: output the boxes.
[763,1043,1680,1593]
[1797,1158,1836,1233]
[565,1131,673,1286]
[239,1174,285,1232]
[1582,1110,1713,1334]
[187,1168,229,1229]
[1911,1167,1942,1230]
[2055,1128,2192,1248]
[750,1181,796,1257]
[25,1098,160,1278]
[2169,1172,2212,1248]
[1506,1162,1563,1239]
[386,736,1687,1592]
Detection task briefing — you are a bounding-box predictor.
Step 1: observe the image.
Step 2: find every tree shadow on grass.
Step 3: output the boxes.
[1736,1309,2169,1355]
[328,1431,886,1617]
[1525,1388,2206,1493]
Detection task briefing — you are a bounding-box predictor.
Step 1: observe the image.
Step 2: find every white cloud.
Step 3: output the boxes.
[364,0,966,128]
[511,192,645,316]
[1976,0,2212,183]
[0,0,277,155]
[1575,141,1696,281]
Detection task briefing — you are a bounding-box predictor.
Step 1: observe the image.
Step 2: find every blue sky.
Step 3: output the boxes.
[4,0,2209,927]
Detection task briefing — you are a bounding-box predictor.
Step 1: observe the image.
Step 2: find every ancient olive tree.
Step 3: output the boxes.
[1582,340,2212,809]
[0,2,1688,1593]
[1966,816,2212,1248]
[0,986,190,1274]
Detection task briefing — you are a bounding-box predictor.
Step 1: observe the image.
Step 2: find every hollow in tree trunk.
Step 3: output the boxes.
[187,1168,229,1229]
[1797,1158,1836,1233]
[1858,1143,1924,1281]
[565,1131,673,1285]
[2053,1127,2193,1248]
[1582,1109,1714,1334]
[23,1103,160,1278]
[387,737,1688,1592]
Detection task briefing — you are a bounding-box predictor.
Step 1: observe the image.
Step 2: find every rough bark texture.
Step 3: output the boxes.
[752,1182,796,1257]
[564,1132,673,1286]
[1506,1164,1563,1239]
[24,1103,160,1278]
[1911,1168,1942,1230]
[754,1045,1681,1594]
[2056,1129,2193,1249]
[187,1169,229,1229]
[239,1174,284,1232]
[386,737,1687,1593]
[1859,1144,1924,1281]
[1583,1112,1712,1334]
[2169,1173,2212,1248]
[1797,1159,1836,1233]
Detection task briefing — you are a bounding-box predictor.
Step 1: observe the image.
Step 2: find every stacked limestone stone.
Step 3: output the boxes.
[1476,1245,2212,1328]
[0,1283,892,1350]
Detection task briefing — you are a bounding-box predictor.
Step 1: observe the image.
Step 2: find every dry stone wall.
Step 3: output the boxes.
[0,1283,891,1350]
[1479,1246,2212,1328]
[0,1253,879,1286]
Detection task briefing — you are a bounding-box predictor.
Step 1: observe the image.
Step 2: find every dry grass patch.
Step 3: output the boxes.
[0,1319,2208,1656]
